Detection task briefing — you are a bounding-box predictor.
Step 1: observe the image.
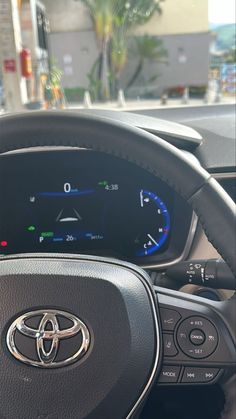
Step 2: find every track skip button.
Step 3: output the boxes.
[181,367,220,384]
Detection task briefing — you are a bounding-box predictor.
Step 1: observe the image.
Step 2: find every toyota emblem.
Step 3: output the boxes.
[6,309,90,368]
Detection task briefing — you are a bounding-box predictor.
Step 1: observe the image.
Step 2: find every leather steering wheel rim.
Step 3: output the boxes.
[0,111,235,274]
[0,111,236,419]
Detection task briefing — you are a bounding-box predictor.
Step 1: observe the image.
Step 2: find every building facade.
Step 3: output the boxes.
[42,0,210,98]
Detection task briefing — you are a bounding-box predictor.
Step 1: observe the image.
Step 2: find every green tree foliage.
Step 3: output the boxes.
[224,48,236,64]
[114,0,164,26]
[127,35,168,89]
[81,0,165,99]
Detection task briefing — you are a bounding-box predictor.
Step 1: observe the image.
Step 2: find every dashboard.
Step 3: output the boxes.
[0,108,235,419]
[0,149,193,267]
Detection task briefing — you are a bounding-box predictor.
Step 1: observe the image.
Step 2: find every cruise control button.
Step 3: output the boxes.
[189,329,206,346]
[160,308,181,331]
[163,334,178,357]
[187,347,205,358]
[177,316,218,359]
[181,367,220,383]
[158,366,181,383]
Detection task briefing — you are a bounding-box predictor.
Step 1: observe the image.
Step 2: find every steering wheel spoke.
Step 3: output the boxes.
[156,286,236,386]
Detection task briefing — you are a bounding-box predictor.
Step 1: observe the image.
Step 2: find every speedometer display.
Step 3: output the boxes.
[0,150,176,261]
[26,185,171,257]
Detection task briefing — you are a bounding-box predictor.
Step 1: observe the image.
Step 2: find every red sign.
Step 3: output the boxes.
[3,59,16,73]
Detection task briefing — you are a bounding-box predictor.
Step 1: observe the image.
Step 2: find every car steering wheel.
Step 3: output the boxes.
[0,112,235,419]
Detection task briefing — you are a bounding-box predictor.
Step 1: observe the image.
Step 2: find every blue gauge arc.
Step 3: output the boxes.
[136,190,171,257]
[37,189,94,198]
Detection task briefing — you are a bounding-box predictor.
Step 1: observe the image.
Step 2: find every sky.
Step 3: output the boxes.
[209,0,236,24]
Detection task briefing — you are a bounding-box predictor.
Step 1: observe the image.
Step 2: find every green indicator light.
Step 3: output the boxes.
[41,231,54,238]
[98,180,108,187]
[27,225,36,232]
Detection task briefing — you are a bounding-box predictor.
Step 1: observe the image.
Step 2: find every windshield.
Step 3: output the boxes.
[0,0,235,113]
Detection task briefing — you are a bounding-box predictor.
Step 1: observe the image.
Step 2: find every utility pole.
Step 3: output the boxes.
[0,0,28,111]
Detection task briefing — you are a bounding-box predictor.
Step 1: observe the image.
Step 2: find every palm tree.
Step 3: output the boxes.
[81,0,115,99]
[111,0,165,94]
[127,35,168,89]
[81,0,165,99]
[115,0,164,26]
[110,16,127,93]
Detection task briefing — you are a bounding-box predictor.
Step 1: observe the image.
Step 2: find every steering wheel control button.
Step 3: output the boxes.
[177,316,218,359]
[158,366,181,383]
[160,307,181,331]
[181,368,220,384]
[189,329,206,346]
[163,334,178,357]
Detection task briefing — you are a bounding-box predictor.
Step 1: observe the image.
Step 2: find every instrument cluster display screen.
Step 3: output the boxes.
[0,150,175,261]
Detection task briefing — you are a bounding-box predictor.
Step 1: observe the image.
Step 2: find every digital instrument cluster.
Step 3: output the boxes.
[0,150,193,265]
